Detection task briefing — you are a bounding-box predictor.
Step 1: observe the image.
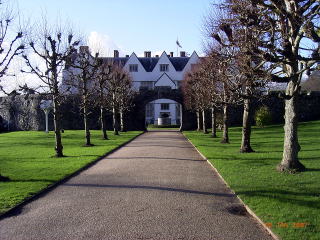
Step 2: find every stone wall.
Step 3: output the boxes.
[0,92,319,132]
[0,94,45,131]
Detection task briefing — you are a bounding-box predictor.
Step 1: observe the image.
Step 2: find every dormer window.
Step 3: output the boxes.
[161,103,170,110]
[129,64,138,72]
[160,64,169,72]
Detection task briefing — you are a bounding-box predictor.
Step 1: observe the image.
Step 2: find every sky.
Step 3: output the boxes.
[16,0,213,57]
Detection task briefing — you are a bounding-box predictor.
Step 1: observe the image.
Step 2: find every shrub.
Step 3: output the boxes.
[255,106,272,127]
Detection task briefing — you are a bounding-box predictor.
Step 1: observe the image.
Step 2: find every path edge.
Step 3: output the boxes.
[182,133,280,240]
[0,131,145,221]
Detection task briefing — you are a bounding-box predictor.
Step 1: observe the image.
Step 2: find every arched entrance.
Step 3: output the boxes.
[145,98,181,127]
[127,88,185,131]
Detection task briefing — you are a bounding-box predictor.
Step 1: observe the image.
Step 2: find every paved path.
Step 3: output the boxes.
[0,131,273,240]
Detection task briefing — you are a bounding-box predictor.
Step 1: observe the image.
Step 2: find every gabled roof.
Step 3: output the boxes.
[98,52,195,72]
[154,72,176,86]
[168,57,190,71]
[138,58,160,72]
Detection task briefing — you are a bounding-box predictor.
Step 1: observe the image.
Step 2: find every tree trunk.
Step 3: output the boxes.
[240,98,254,153]
[100,107,108,140]
[83,100,92,146]
[211,107,217,138]
[202,109,208,134]
[277,81,305,172]
[113,93,119,135]
[196,110,201,131]
[120,109,126,132]
[53,95,63,157]
[179,104,184,132]
[221,103,229,144]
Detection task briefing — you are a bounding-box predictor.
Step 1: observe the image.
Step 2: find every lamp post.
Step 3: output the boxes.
[40,100,53,133]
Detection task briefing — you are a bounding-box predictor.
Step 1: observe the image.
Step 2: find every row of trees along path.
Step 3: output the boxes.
[183,0,320,173]
[0,4,134,181]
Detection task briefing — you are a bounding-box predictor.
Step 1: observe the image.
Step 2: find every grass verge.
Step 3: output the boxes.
[0,130,142,214]
[184,121,320,240]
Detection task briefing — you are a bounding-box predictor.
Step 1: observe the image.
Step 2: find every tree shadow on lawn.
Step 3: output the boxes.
[236,189,320,210]
[304,168,320,172]
[5,179,56,183]
[5,141,88,148]
[213,157,280,161]
[255,150,283,153]
[299,148,320,152]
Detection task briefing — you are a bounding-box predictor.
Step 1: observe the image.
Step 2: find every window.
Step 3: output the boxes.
[161,103,170,110]
[176,81,182,89]
[160,64,169,72]
[140,81,154,90]
[129,64,138,72]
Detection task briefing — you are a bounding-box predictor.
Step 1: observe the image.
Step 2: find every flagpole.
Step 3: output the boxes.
[176,37,178,57]
[177,44,178,57]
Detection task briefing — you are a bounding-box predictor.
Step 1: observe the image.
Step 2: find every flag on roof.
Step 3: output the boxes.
[176,39,182,48]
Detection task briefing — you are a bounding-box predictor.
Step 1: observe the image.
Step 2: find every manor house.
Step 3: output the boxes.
[61,47,200,126]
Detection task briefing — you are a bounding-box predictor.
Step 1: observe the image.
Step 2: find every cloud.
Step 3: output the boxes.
[87,31,124,57]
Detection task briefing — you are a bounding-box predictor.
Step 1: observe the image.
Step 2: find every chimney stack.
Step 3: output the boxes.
[170,52,174,57]
[125,54,129,58]
[79,46,89,53]
[155,55,159,58]
[114,50,119,58]
[144,51,151,58]
[180,51,186,57]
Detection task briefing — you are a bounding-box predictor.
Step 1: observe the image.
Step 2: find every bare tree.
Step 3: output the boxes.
[201,53,223,138]
[22,19,80,157]
[117,73,134,132]
[0,0,24,181]
[225,0,320,171]
[211,48,237,144]
[182,62,212,134]
[104,65,131,135]
[95,61,112,139]
[206,5,270,148]
[0,2,24,93]
[66,46,99,146]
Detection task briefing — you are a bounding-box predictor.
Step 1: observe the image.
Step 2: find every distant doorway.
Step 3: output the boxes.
[145,98,181,130]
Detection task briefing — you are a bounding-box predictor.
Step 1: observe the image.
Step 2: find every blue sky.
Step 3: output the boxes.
[16,0,213,57]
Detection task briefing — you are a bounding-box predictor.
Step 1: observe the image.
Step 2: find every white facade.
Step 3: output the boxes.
[123,51,200,125]
[60,48,200,125]
[122,51,200,91]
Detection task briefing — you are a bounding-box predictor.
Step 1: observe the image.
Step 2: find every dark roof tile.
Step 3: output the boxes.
[168,57,190,71]
[138,58,160,72]
[98,56,191,72]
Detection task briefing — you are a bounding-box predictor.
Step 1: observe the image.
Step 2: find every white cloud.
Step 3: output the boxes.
[87,31,124,57]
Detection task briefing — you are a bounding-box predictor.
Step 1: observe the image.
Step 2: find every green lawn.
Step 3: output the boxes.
[184,121,320,240]
[0,130,142,215]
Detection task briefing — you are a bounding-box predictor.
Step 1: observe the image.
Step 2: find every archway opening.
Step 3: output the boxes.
[145,98,182,130]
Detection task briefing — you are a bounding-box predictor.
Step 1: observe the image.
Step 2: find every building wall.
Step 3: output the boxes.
[2,93,320,132]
